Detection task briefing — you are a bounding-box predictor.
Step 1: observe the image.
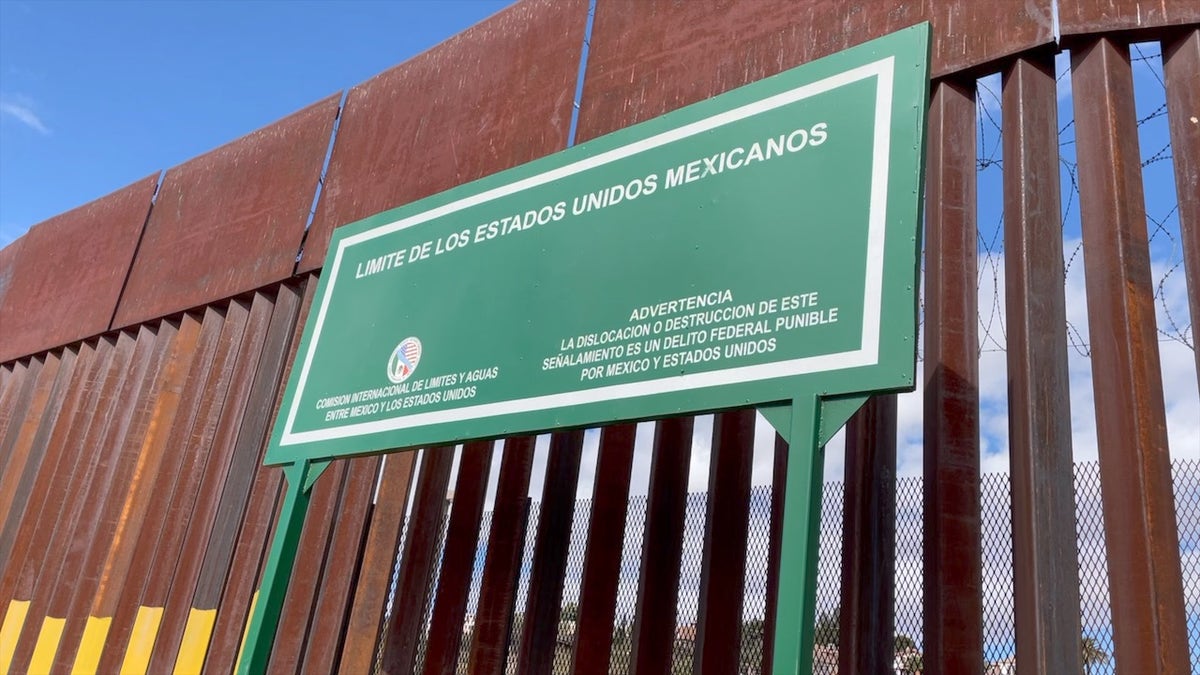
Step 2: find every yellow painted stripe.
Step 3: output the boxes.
[70,615,112,675]
[118,606,162,675]
[171,608,216,675]
[28,616,66,675]
[0,600,31,675]
[234,591,258,673]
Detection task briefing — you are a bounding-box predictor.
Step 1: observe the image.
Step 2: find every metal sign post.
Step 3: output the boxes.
[239,23,929,674]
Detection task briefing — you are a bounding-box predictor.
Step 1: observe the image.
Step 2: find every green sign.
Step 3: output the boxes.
[241,25,929,675]
[266,24,928,465]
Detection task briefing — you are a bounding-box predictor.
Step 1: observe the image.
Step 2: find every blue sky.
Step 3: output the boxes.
[0,0,511,246]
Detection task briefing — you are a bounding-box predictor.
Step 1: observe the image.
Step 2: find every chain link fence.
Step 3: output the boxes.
[376,458,1200,673]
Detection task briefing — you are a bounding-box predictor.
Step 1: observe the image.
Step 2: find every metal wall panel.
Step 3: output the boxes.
[576,0,1050,147]
[112,97,338,329]
[1059,0,1200,36]
[0,176,156,363]
[296,0,588,273]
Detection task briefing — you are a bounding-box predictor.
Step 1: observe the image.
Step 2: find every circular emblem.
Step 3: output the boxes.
[387,337,422,384]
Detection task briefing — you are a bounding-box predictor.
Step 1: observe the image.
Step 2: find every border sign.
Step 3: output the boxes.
[266,25,928,466]
[242,24,929,675]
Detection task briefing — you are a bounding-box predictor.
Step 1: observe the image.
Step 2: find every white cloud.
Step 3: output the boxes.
[0,93,50,135]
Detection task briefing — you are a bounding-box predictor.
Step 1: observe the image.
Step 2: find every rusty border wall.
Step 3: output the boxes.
[1,1,1198,673]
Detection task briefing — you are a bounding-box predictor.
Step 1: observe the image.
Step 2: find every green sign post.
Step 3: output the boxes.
[240,23,928,674]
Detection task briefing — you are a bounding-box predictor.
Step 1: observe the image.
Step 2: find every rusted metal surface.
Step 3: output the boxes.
[515,430,584,674]
[151,284,301,673]
[201,462,283,675]
[297,0,588,273]
[94,298,265,673]
[0,358,32,450]
[337,452,417,675]
[53,314,202,671]
[1071,36,1190,674]
[0,355,47,473]
[1164,28,1200,393]
[468,436,536,675]
[209,276,319,675]
[572,423,637,675]
[0,352,65,546]
[0,175,157,363]
[0,340,110,577]
[923,77,983,675]
[694,409,755,673]
[8,325,160,672]
[267,460,348,674]
[630,417,693,674]
[576,0,1049,145]
[421,440,495,675]
[300,455,384,675]
[838,396,898,675]
[762,433,788,674]
[112,96,337,329]
[380,447,454,675]
[93,300,248,673]
[1058,1,1200,38]
[1001,52,1084,675]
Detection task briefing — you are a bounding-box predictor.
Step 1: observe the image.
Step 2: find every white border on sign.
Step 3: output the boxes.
[281,56,895,446]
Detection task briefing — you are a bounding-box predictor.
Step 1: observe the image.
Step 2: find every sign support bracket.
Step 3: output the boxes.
[236,459,317,675]
[770,393,866,674]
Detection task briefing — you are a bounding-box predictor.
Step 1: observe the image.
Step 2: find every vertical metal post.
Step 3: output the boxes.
[1163,28,1200,394]
[771,395,823,675]
[1001,51,1084,675]
[923,76,984,675]
[236,460,314,675]
[838,394,897,674]
[1071,36,1190,674]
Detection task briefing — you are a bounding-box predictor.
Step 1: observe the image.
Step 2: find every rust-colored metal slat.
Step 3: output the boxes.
[336,452,417,675]
[1071,36,1190,674]
[66,308,224,673]
[8,324,164,672]
[838,396,898,674]
[421,440,495,675]
[299,455,385,675]
[923,77,983,675]
[380,447,455,675]
[0,354,54,480]
[53,313,206,671]
[1001,52,1084,675]
[208,276,318,675]
[694,409,756,673]
[467,436,536,675]
[630,417,693,674]
[515,430,584,674]
[95,295,268,674]
[0,359,36,453]
[266,460,348,674]
[93,300,248,674]
[1163,28,1200,391]
[200,462,283,675]
[151,284,302,673]
[571,423,637,675]
[0,339,111,578]
[761,433,789,674]
[0,352,68,551]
